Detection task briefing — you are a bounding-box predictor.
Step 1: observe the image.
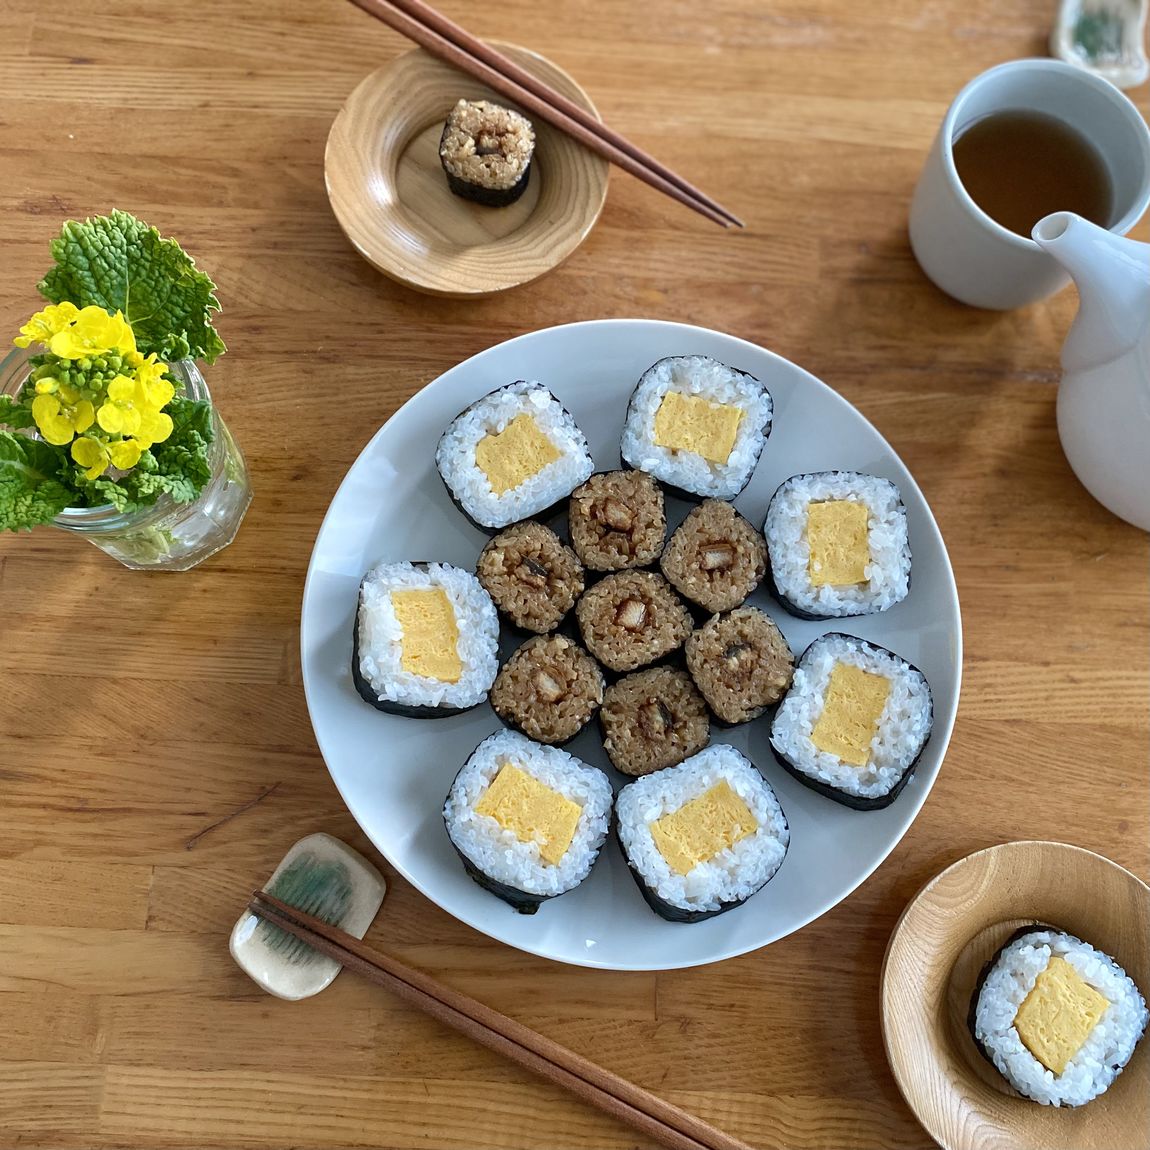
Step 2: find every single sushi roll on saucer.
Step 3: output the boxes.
[353,561,499,718]
[436,382,594,533]
[599,667,710,776]
[439,99,535,207]
[764,471,911,618]
[615,745,789,923]
[620,355,773,500]
[770,633,932,810]
[685,606,794,725]
[568,470,666,572]
[575,570,692,674]
[476,521,585,634]
[443,729,613,914]
[660,499,768,614]
[489,634,605,745]
[972,927,1148,1107]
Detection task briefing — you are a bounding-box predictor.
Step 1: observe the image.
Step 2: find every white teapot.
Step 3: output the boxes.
[1033,211,1150,532]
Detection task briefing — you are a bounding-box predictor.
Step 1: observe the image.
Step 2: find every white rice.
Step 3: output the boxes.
[435,382,593,529]
[764,472,910,617]
[769,634,932,802]
[974,929,1148,1107]
[357,562,499,709]
[620,356,773,499]
[443,729,613,897]
[615,745,789,913]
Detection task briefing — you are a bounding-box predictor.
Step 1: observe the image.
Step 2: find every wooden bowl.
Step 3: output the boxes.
[882,841,1150,1150]
[325,44,609,296]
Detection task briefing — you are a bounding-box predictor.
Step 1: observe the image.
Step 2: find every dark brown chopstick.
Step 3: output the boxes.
[346,0,742,228]
[249,890,753,1150]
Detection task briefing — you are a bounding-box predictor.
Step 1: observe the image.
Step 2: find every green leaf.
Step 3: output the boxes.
[122,397,214,506]
[0,431,75,531]
[37,209,226,364]
[0,395,35,430]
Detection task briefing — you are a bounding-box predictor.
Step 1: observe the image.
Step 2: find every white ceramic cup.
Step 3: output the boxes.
[909,58,1150,310]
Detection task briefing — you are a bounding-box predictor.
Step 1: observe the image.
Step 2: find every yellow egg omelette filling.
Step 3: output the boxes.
[391,589,462,682]
[1013,955,1110,1076]
[652,391,743,465]
[807,500,870,586]
[475,414,561,495]
[810,662,891,767]
[649,780,758,875]
[473,763,581,866]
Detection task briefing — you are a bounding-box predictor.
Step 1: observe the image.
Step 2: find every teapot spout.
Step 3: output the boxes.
[1033,212,1150,374]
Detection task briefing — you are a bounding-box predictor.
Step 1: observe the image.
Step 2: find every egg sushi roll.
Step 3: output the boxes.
[439,99,535,208]
[764,471,911,618]
[443,729,613,914]
[620,356,773,500]
[616,745,789,923]
[685,606,794,725]
[568,470,666,572]
[489,634,605,745]
[476,521,585,633]
[599,667,710,776]
[436,382,594,533]
[770,633,932,809]
[353,561,499,718]
[575,570,692,674]
[660,499,768,614]
[972,928,1148,1107]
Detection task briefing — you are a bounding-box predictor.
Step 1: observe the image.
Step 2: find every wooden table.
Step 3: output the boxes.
[1,2,1147,1147]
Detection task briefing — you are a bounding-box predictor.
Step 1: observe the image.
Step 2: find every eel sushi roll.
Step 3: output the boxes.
[600,667,710,776]
[476,521,584,633]
[660,499,768,614]
[769,633,932,809]
[685,606,794,725]
[436,382,594,533]
[619,356,773,500]
[443,729,613,914]
[353,562,499,717]
[615,745,789,922]
[764,471,911,618]
[568,470,666,572]
[575,570,692,674]
[439,99,535,207]
[489,634,605,745]
[972,928,1148,1106]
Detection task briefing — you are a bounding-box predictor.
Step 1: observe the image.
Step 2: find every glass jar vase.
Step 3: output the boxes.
[0,347,252,571]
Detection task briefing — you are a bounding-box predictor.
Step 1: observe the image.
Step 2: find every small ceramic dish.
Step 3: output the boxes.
[325,43,609,296]
[881,840,1150,1150]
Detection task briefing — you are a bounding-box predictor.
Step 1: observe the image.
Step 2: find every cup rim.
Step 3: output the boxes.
[939,57,1150,253]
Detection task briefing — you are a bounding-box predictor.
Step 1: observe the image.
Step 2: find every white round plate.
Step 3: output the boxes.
[301,319,962,970]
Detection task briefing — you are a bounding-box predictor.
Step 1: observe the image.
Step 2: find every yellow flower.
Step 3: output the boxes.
[31,390,95,446]
[96,369,174,447]
[97,375,144,436]
[70,436,143,480]
[135,355,175,409]
[49,306,136,360]
[13,302,81,348]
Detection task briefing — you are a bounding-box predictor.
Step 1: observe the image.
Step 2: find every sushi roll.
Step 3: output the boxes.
[599,667,710,776]
[615,745,789,922]
[443,729,613,914]
[685,606,794,725]
[575,571,692,674]
[439,99,535,207]
[568,470,666,572]
[353,561,499,718]
[476,521,584,633]
[764,471,911,618]
[769,633,932,809]
[436,382,594,533]
[660,499,768,614]
[489,634,605,745]
[619,356,773,500]
[972,927,1148,1107]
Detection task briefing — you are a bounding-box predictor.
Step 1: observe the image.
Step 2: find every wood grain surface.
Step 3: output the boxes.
[0,2,1147,1148]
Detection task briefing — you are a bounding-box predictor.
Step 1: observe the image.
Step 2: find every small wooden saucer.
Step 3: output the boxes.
[881,841,1149,1150]
[325,44,609,296]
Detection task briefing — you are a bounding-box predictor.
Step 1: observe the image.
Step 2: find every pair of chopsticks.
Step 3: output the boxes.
[249,890,753,1150]
[346,0,744,229]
